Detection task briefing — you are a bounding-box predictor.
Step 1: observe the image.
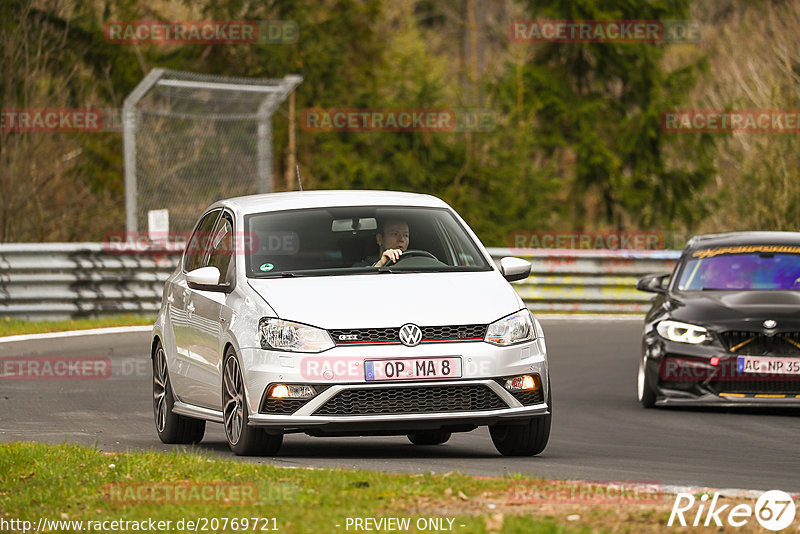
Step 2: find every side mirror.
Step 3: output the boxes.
[186,266,227,292]
[499,257,532,283]
[636,273,670,294]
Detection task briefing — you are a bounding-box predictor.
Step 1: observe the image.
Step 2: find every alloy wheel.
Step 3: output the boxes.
[153,346,168,432]
[223,356,245,445]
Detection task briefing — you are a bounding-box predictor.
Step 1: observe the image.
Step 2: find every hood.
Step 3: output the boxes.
[669,290,800,330]
[247,271,523,328]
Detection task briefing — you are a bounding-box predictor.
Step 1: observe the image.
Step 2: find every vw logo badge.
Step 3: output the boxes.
[399,323,423,347]
[763,319,777,329]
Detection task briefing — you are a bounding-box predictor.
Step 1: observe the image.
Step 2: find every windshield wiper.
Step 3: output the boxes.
[250,271,300,278]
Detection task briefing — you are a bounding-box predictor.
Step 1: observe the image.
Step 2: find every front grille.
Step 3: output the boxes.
[329,327,397,344]
[313,384,507,416]
[422,324,487,341]
[719,331,800,355]
[260,398,309,415]
[329,324,487,345]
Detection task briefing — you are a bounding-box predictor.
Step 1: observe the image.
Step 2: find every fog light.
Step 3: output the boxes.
[505,375,538,391]
[710,356,720,366]
[268,384,316,399]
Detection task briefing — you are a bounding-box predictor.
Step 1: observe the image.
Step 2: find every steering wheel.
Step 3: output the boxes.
[386,249,439,265]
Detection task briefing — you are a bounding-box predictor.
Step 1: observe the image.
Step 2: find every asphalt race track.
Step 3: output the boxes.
[1,317,798,492]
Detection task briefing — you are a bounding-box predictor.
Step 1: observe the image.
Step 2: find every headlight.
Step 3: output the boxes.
[259,318,334,352]
[656,320,709,344]
[485,310,536,346]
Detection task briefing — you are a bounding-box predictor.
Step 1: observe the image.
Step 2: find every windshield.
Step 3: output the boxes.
[677,252,800,290]
[244,206,491,277]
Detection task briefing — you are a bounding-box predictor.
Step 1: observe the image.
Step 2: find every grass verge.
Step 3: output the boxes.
[0,315,154,337]
[0,442,748,533]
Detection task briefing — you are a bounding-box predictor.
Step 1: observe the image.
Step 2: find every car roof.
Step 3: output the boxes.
[209,190,450,215]
[685,231,800,250]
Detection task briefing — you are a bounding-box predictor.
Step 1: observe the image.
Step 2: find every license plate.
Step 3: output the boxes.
[364,357,462,381]
[737,356,800,375]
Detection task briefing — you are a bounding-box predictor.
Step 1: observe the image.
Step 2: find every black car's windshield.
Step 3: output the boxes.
[678,248,800,290]
[244,206,491,277]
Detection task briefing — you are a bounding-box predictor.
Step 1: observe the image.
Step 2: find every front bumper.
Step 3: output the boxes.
[644,334,800,407]
[247,378,549,434]
[238,339,549,432]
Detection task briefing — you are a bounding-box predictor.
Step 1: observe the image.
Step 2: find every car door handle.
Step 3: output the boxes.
[187,303,195,314]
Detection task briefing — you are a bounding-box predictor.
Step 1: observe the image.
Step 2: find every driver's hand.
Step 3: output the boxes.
[374,248,403,267]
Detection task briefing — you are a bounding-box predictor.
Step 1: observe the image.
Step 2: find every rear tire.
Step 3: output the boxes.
[407,431,452,445]
[152,341,205,444]
[638,352,657,409]
[489,383,551,456]
[222,348,283,456]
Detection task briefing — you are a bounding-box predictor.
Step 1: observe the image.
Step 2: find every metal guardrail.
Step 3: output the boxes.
[0,243,180,320]
[499,248,679,313]
[0,244,680,320]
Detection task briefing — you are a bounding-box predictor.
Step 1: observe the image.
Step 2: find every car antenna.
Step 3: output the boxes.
[296,165,304,191]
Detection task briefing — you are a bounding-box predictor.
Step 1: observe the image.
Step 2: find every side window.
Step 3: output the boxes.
[183,210,221,272]
[206,214,234,283]
[434,216,478,266]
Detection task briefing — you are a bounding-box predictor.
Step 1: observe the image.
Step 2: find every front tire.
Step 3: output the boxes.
[152,341,205,444]
[222,348,283,456]
[407,431,452,445]
[489,383,551,456]
[638,352,657,409]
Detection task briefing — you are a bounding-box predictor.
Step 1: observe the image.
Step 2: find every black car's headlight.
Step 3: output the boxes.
[485,310,536,346]
[259,318,334,352]
[656,320,709,344]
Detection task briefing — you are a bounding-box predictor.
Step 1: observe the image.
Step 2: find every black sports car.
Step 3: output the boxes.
[636,232,800,408]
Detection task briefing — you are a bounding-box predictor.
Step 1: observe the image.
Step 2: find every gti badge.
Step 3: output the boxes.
[399,323,423,347]
[763,319,777,329]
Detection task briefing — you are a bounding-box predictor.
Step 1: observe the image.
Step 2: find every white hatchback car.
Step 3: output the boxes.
[151,190,551,456]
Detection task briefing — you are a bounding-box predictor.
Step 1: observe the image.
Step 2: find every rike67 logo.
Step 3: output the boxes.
[669,490,796,531]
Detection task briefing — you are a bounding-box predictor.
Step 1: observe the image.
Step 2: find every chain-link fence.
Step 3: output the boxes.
[123,69,301,233]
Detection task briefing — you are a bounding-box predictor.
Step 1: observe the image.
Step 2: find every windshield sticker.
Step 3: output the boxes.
[259,263,274,272]
[692,245,800,258]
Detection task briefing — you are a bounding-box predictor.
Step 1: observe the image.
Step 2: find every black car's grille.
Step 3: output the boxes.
[719,331,800,355]
[312,384,507,416]
[260,398,309,415]
[328,324,487,345]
